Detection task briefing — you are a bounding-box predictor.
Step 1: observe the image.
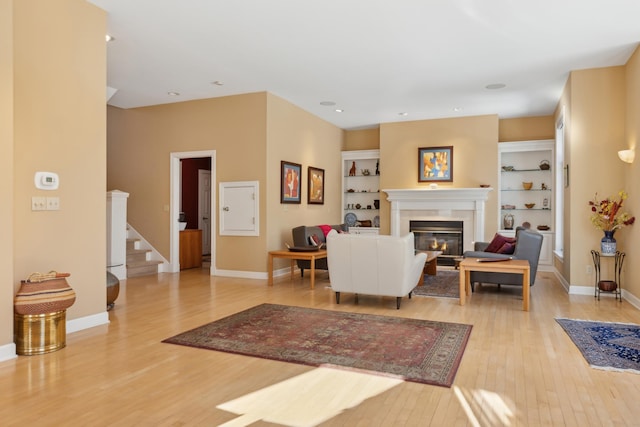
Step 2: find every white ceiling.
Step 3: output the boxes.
[89,0,640,130]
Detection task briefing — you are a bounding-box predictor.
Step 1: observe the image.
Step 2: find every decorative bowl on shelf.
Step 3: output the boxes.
[502,204,516,210]
[537,225,550,231]
[539,160,550,170]
[479,184,490,188]
[522,182,533,190]
[525,203,535,209]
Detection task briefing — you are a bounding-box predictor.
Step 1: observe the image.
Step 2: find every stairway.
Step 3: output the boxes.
[126,238,162,278]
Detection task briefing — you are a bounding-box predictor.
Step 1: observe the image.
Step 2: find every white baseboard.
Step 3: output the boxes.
[67,312,110,334]
[0,343,17,363]
[213,266,297,281]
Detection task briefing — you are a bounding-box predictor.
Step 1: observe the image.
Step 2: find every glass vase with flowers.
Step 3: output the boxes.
[588,191,635,254]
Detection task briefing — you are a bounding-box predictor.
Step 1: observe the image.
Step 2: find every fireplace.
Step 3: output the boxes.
[383,188,493,253]
[410,220,463,266]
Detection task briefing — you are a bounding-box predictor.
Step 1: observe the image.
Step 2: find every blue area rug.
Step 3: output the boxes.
[412,270,459,299]
[556,318,640,373]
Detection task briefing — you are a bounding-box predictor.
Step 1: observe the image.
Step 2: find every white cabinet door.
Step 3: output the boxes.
[219,181,259,236]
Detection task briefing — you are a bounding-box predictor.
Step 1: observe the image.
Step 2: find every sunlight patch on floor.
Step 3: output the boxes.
[454,386,515,426]
[217,366,403,426]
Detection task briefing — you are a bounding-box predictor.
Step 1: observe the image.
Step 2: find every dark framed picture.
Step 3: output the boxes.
[418,146,453,182]
[307,166,325,205]
[281,161,302,203]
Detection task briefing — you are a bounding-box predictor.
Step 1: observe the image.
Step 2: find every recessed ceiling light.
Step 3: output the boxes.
[398,112,408,116]
[453,107,463,112]
[106,34,114,42]
[211,81,224,86]
[320,101,336,106]
[167,91,180,96]
[485,83,506,90]
[335,109,344,113]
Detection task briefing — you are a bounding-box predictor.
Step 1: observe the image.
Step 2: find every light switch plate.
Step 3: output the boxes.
[31,196,46,211]
[46,197,60,211]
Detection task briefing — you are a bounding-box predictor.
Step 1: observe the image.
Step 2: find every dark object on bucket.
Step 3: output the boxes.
[107,271,120,311]
[598,280,617,292]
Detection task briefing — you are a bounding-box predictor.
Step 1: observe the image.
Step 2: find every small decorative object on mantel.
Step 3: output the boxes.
[589,190,636,255]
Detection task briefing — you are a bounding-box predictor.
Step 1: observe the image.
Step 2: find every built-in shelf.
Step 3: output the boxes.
[499,140,555,266]
[342,150,380,232]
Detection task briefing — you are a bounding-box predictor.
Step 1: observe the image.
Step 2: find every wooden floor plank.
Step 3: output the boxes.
[1,269,639,426]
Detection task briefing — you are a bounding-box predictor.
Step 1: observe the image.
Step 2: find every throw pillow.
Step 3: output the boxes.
[497,242,516,254]
[308,234,321,246]
[484,233,516,253]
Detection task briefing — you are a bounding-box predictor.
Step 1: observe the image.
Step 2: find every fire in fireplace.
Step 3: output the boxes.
[410,220,463,266]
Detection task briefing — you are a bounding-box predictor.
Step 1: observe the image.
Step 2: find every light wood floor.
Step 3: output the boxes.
[1,267,640,426]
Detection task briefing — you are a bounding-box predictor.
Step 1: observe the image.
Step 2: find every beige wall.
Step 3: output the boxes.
[344,128,380,150]
[6,0,107,353]
[108,93,268,272]
[499,116,555,142]
[378,115,500,236]
[107,92,343,273]
[562,66,627,289]
[623,48,640,298]
[266,94,344,270]
[0,0,14,347]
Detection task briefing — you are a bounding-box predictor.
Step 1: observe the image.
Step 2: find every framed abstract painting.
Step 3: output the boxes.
[281,161,302,203]
[307,166,324,204]
[418,146,453,182]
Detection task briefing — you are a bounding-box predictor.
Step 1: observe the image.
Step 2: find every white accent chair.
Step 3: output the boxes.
[326,230,427,309]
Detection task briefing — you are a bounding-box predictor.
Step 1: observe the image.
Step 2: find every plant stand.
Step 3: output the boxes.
[590,250,624,301]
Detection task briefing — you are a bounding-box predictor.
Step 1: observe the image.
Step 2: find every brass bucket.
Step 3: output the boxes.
[14,310,66,355]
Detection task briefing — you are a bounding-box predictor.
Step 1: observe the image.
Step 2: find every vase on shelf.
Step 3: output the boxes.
[600,230,616,255]
[503,213,514,230]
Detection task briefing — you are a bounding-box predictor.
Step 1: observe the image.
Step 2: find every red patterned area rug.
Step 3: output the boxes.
[163,304,472,387]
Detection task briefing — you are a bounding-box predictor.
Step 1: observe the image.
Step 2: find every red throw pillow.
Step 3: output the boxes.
[497,242,516,254]
[484,233,516,253]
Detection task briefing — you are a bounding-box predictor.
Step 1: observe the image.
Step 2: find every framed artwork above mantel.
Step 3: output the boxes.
[418,146,453,182]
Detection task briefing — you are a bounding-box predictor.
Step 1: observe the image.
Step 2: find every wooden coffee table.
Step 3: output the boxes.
[416,250,442,286]
[268,249,328,289]
[458,258,531,311]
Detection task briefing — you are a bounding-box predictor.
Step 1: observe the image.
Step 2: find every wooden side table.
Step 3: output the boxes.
[180,229,202,270]
[458,258,531,311]
[591,250,624,301]
[268,249,328,289]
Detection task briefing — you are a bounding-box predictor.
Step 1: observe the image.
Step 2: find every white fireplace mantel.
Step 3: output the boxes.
[383,188,493,247]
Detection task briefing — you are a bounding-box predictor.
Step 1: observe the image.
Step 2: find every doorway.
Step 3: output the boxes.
[170,150,216,274]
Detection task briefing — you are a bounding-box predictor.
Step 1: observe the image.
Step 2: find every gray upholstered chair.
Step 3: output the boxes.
[463,227,543,290]
[291,224,346,277]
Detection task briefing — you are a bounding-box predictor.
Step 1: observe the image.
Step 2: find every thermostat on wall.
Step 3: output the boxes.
[34,172,59,190]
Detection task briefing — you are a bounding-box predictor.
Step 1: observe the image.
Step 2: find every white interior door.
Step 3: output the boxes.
[198,170,212,255]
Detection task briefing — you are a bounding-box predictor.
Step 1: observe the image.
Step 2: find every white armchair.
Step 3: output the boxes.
[326,230,427,309]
